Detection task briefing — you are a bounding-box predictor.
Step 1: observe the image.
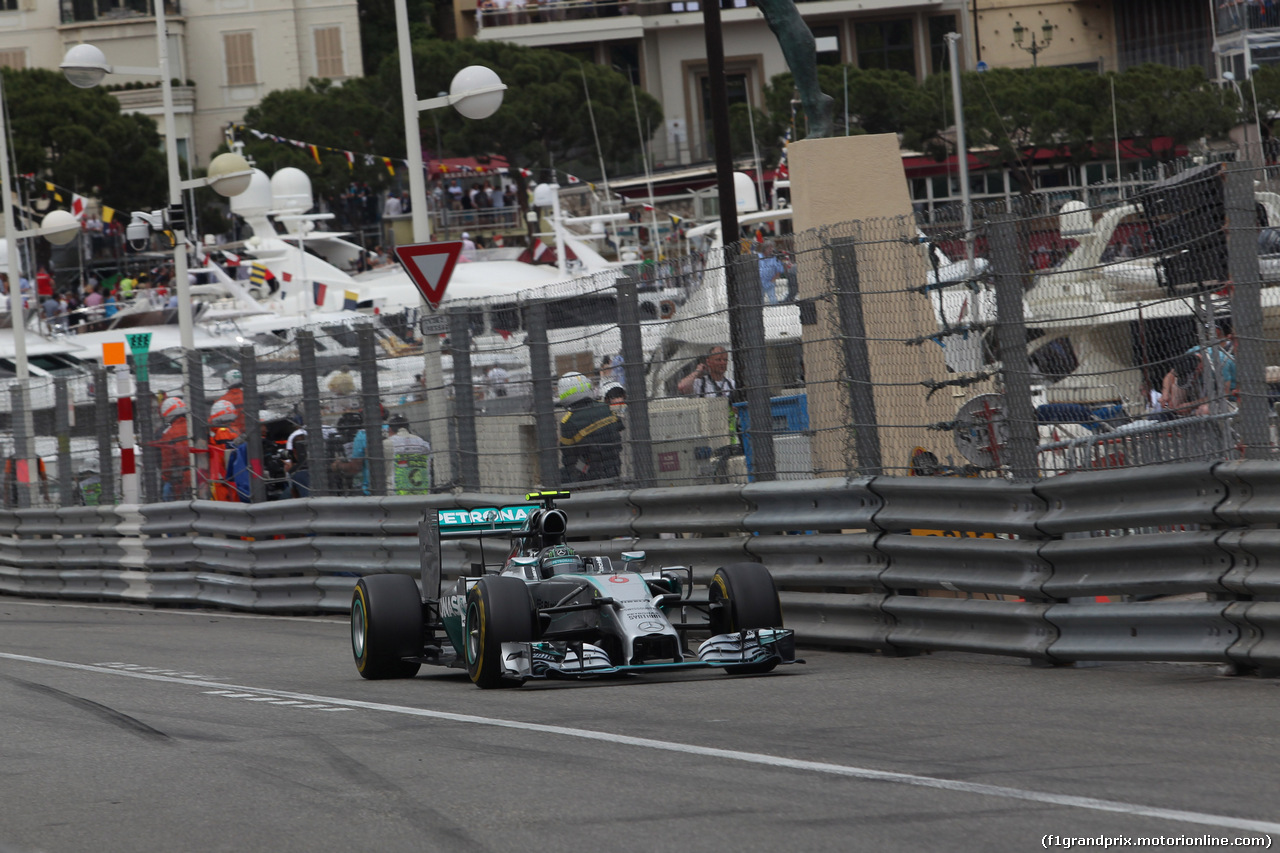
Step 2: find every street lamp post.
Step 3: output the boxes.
[0,71,83,507]
[62,4,251,501]
[394,3,506,245]
[1012,20,1054,68]
[61,0,193,348]
[395,0,506,492]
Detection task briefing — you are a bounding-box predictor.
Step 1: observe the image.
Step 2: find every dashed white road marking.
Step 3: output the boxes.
[204,689,350,711]
[94,662,221,680]
[4,651,1279,836]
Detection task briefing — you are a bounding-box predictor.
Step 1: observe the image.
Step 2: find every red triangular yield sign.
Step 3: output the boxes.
[393,241,463,310]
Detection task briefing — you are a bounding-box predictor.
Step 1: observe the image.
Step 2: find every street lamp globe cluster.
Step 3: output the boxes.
[1012,20,1054,67]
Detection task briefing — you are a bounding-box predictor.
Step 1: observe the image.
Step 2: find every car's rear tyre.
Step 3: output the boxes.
[709,563,783,674]
[465,576,538,689]
[352,574,423,680]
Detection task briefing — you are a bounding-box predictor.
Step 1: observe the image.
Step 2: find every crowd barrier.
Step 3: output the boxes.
[4,461,1280,672]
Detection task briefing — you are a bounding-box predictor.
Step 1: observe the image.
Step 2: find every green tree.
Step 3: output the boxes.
[376,40,662,181]
[3,67,168,215]
[1105,64,1235,161]
[358,0,434,76]
[238,76,402,204]
[934,66,1103,192]
[763,66,932,149]
[238,39,661,221]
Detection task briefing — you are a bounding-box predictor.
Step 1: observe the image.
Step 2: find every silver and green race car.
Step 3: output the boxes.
[351,491,800,688]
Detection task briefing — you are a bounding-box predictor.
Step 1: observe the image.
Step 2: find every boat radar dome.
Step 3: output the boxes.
[270,167,313,213]
[734,172,759,214]
[230,169,273,219]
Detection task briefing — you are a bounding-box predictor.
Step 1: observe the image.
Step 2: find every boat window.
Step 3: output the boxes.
[490,303,520,335]
[548,296,615,329]
[320,325,360,349]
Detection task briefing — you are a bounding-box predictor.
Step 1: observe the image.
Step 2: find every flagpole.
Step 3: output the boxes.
[631,84,660,261]
[580,65,619,255]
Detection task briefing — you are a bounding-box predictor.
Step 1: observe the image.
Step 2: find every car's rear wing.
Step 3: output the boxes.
[437,505,540,540]
[421,492,573,606]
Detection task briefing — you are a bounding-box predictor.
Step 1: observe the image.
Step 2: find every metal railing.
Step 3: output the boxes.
[4,463,1280,672]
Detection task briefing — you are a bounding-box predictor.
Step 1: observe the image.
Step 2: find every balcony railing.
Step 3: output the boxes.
[60,0,180,25]
[1215,0,1280,37]
[476,0,753,30]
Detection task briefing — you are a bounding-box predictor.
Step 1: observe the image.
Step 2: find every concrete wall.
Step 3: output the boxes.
[789,133,960,474]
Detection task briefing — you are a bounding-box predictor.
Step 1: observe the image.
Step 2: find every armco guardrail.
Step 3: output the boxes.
[5,461,1280,671]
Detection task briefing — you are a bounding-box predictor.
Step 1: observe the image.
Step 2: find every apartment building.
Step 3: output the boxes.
[462,0,1241,168]
[0,1,362,167]
[465,0,970,167]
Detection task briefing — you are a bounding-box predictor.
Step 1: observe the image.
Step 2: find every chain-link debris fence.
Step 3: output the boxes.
[8,159,1280,505]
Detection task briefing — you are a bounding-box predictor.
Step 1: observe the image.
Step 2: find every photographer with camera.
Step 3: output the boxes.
[677,345,735,398]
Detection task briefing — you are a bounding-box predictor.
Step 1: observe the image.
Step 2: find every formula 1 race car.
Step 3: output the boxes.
[351,491,800,688]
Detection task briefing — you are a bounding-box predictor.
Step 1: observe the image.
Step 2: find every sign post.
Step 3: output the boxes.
[394,241,462,491]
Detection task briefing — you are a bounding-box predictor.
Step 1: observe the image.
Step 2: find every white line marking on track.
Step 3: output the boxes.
[2,599,340,624]
[4,651,1278,836]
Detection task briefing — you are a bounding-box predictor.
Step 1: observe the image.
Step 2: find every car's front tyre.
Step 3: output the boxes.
[464,576,538,688]
[708,563,783,674]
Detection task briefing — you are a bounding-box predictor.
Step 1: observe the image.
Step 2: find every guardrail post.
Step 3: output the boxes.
[357,322,387,496]
[134,357,161,504]
[54,376,72,507]
[830,231,882,475]
[297,329,329,496]
[239,346,265,503]
[93,365,116,504]
[1226,164,1270,457]
[616,274,654,488]
[187,348,208,499]
[524,299,561,489]
[989,214,1039,480]
[449,306,480,491]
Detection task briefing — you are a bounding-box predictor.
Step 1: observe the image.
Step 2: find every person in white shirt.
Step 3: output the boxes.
[677,345,735,398]
[387,414,432,494]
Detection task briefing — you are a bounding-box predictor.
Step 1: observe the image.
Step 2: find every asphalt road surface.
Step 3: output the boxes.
[2,599,1279,853]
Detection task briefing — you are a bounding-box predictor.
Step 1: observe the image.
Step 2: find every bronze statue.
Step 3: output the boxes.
[757,0,833,138]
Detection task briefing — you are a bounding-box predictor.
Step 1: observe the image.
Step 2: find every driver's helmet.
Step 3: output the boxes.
[538,544,584,578]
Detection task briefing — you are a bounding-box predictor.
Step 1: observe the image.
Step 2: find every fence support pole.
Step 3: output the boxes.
[616,275,655,488]
[525,300,561,489]
[54,376,72,507]
[94,365,115,505]
[990,214,1039,480]
[448,307,480,491]
[728,252,777,481]
[357,323,387,496]
[297,329,329,496]
[239,346,265,503]
[187,349,208,499]
[10,382,29,508]
[1227,164,1270,457]
[831,234,882,475]
[134,358,160,504]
